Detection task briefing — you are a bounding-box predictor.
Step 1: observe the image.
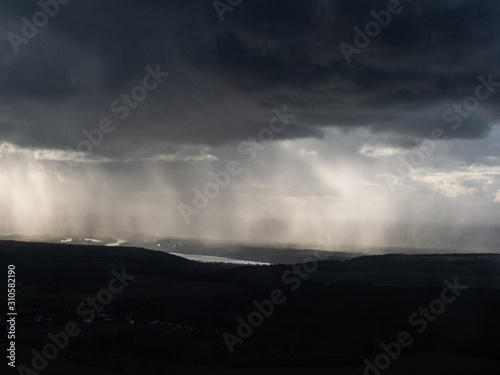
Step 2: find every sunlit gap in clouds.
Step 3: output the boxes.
[0,138,384,244]
[2,124,500,253]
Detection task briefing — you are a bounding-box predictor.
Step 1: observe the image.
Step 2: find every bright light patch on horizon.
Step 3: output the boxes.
[2,128,500,251]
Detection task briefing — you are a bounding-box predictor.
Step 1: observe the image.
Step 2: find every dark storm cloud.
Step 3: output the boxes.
[1,0,500,155]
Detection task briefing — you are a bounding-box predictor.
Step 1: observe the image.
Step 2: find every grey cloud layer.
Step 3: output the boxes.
[1,0,500,157]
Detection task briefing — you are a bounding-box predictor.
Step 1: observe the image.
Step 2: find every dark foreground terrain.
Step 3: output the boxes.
[1,241,500,375]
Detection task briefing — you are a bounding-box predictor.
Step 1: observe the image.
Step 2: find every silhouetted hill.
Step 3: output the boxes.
[1,241,499,375]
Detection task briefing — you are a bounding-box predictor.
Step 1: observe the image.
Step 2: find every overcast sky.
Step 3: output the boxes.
[1,0,500,250]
